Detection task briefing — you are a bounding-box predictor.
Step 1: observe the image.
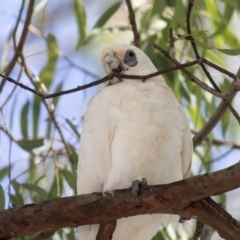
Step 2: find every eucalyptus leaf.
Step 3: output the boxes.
[94,1,121,28]
[39,33,58,89]
[74,0,87,50]
[65,118,80,139]
[17,138,44,151]
[216,48,240,56]
[0,185,5,210]
[62,168,77,194]
[21,183,48,201]
[0,166,11,181]
[20,101,29,138]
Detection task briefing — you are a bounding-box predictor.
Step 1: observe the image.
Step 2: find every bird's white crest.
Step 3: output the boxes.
[77,42,192,240]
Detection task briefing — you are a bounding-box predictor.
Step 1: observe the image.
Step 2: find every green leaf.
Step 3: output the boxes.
[65,118,80,139]
[94,1,121,28]
[62,168,77,194]
[10,180,24,206]
[216,48,240,56]
[32,95,41,138]
[67,144,79,169]
[53,82,64,107]
[74,0,87,50]
[0,185,5,210]
[21,183,48,201]
[221,109,231,137]
[179,83,191,103]
[20,101,29,138]
[17,138,44,151]
[0,166,11,181]
[40,34,58,89]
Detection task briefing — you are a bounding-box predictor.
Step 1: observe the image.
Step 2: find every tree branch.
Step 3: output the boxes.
[1,162,240,239]
[185,0,240,147]
[0,0,34,91]
[125,0,140,47]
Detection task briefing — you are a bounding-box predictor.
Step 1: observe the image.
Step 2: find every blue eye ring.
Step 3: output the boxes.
[124,49,138,67]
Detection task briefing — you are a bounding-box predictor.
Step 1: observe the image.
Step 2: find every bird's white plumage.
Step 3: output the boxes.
[77,43,192,240]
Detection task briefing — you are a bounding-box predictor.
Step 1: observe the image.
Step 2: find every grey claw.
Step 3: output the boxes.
[132,180,140,199]
[132,177,148,199]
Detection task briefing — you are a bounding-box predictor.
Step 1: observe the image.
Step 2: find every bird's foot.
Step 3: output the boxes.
[132,177,148,199]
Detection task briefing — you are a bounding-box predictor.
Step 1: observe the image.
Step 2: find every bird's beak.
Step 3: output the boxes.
[104,55,123,74]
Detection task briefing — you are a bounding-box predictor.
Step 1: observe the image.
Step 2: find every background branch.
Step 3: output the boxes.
[0,0,34,91]
[125,0,140,47]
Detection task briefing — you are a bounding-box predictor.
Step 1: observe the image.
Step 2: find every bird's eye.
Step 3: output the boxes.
[128,51,135,57]
[124,49,138,67]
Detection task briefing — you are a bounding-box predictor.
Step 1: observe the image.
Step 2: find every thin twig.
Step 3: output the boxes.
[0,68,23,111]
[191,129,240,149]
[12,0,26,50]
[18,55,74,166]
[186,0,240,134]
[0,0,34,91]
[0,60,201,99]
[153,44,240,146]
[125,0,140,48]
[153,44,240,102]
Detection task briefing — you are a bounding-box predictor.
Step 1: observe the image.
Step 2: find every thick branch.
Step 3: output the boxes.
[1,162,240,239]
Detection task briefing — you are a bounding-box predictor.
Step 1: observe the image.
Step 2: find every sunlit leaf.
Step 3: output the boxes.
[17,138,44,151]
[74,0,87,50]
[0,185,5,210]
[40,34,58,89]
[94,1,121,28]
[21,101,29,138]
[21,183,48,201]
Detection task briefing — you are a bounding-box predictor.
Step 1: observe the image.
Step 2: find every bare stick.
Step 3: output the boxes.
[125,0,140,47]
[0,0,34,91]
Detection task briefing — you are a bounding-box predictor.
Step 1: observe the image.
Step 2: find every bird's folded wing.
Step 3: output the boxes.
[180,106,192,178]
[77,90,114,194]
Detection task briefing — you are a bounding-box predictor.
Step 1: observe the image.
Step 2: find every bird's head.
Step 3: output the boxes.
[101,42,158,84]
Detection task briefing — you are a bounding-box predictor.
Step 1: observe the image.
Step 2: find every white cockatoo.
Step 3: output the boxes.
[77,42,192,240]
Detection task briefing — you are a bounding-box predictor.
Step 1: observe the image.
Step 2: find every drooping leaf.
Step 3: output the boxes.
[62,168,77,194]
[65,118,80,139]
[17,138,44,151]
[20,100,29,138]
[74,0,87,50]
[21,183,48,201]
[52,82,64,107]
[221,108,231,137]
[10,180,24,207]
[67,144,79,169]
[0,185,5,210]
[32,95,41,138]
[216,48,240,56]
[94,1,121,28]
[39,33,58,89]
[0,166,11,181]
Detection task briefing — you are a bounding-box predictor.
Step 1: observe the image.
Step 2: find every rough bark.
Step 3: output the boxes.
[0,162,240,239]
